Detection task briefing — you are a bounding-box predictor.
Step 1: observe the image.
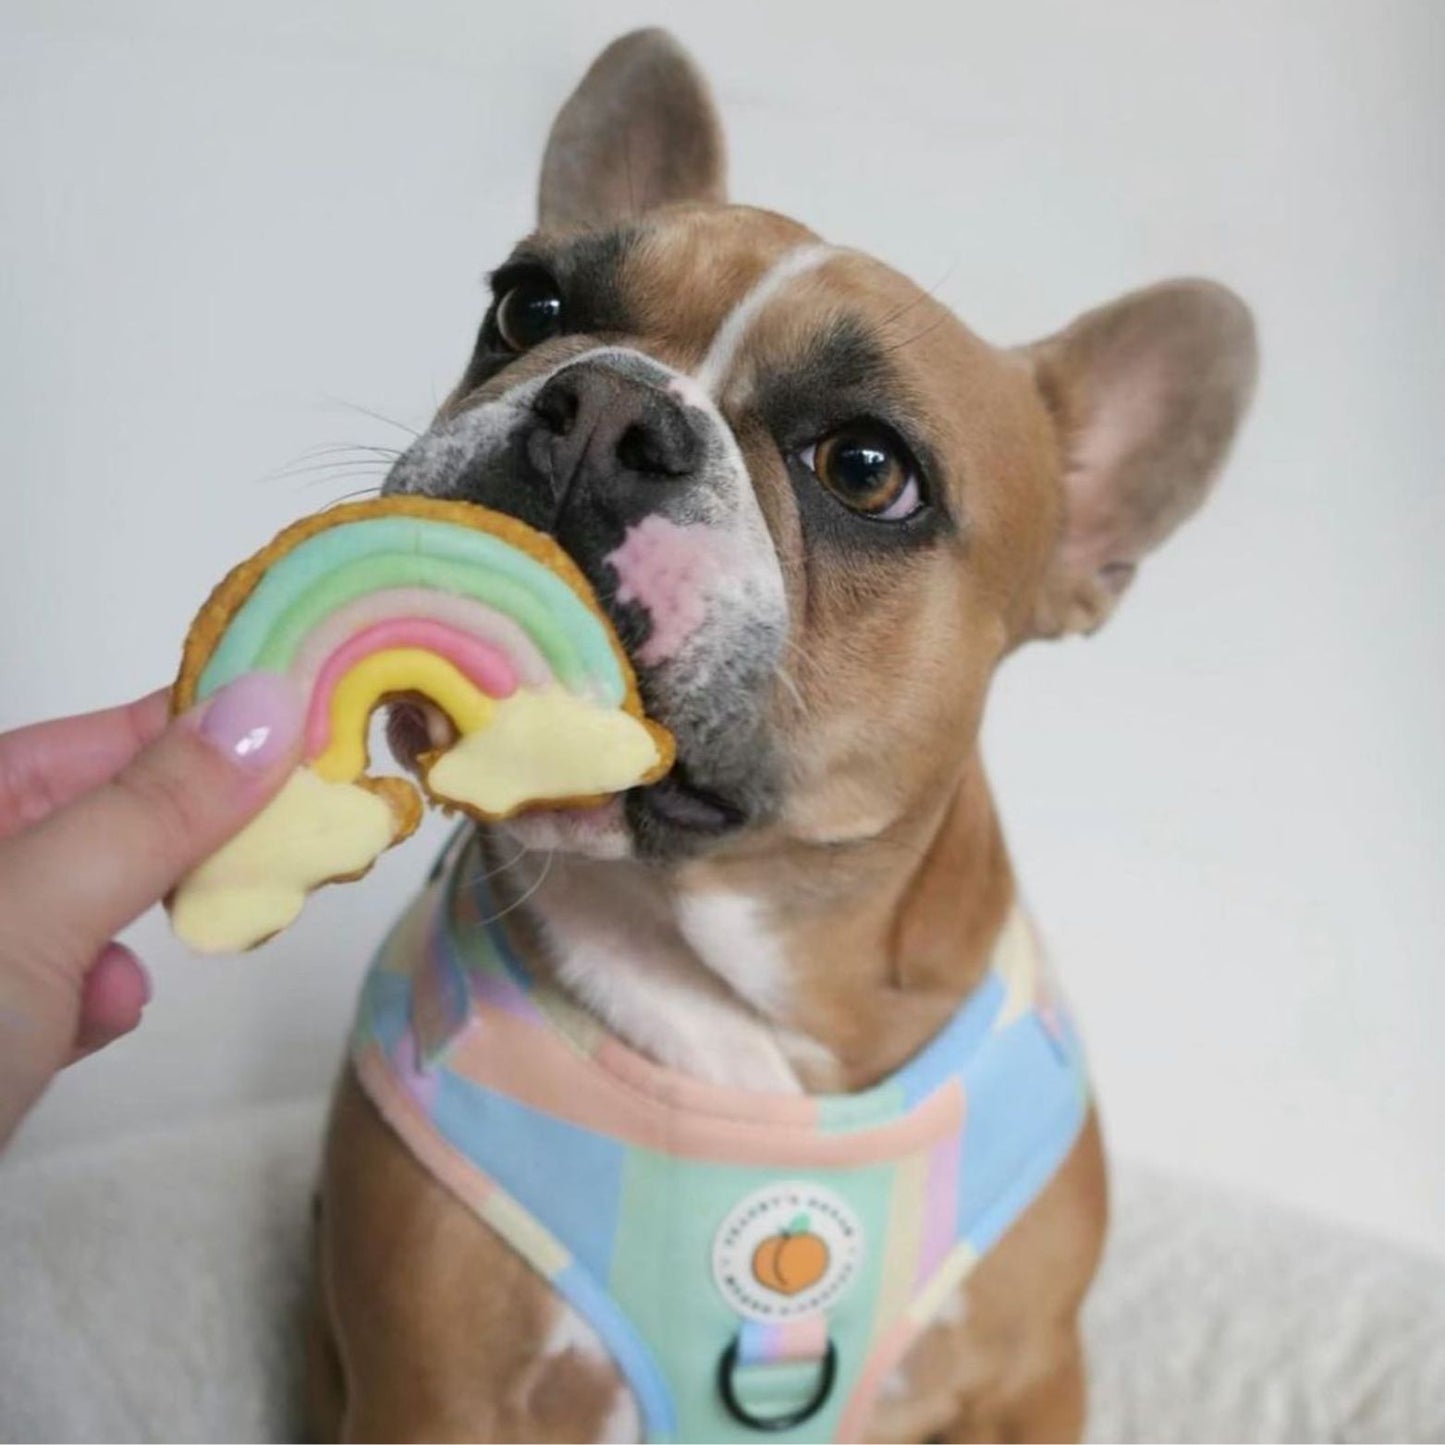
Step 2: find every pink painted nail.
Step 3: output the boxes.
[196,672,303,771]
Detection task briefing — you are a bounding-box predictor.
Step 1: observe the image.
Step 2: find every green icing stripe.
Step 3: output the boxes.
[196,517,623,704]
[253,556,587,687]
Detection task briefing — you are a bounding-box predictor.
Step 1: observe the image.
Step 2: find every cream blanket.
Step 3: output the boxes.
[1,1099,1441,1442]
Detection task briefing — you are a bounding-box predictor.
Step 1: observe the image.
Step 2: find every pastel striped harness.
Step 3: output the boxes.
[351,838,1089,1442]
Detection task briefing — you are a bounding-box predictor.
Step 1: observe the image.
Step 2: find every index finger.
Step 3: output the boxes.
[0,676,302,975]
[0,691,170,840]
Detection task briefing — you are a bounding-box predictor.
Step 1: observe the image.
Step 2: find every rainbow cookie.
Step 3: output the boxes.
[167,497,673,953]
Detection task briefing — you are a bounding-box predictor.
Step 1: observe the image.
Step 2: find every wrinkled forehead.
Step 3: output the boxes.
[508,205,994,428]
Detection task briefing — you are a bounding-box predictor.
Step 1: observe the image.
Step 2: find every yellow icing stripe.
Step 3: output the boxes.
[312,649,495,782]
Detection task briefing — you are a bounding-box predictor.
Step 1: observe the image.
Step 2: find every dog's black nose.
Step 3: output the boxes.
[529,364,699,496]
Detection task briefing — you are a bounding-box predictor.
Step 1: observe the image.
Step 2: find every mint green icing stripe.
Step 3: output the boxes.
[196,517,623,704]
[257,556,586,688]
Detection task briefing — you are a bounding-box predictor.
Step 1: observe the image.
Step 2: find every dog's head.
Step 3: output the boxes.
[385,29,1257,864]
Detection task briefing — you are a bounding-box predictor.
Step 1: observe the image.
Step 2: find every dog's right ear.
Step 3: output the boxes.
[538,29,727,229]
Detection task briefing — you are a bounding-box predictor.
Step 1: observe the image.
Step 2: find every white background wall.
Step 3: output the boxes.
[3,0,1442,1256]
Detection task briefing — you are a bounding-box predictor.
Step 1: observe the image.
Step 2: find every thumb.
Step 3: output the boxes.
[0,673,304,976]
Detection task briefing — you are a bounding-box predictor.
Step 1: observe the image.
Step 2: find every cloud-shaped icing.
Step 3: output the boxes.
[168,687,666,953]
[168,769,401,953]
[426,688,664,818]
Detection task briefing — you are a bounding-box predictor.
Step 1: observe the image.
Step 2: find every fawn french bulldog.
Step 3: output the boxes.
[310,28,1256,1443]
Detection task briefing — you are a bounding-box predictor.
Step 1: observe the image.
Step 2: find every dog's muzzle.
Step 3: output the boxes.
[382,346,790,858]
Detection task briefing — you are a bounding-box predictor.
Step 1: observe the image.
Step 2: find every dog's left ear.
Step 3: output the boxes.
[1023,279,1258,637]
[538,29,727,229]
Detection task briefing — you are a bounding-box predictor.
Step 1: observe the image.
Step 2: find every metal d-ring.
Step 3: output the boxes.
[716,1334,838,1432]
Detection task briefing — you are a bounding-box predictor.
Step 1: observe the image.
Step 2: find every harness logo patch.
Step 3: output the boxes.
[711,1181,863,1321]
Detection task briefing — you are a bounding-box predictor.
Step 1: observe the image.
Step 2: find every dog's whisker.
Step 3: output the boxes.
[253,460,385,490]
[321,486,384,507]
[475,848,555,930]
[281,455,394,474]
[319,394,423,439]
[289,443,405,465]
[766,636,815,717]
[878,260,958,334]
[301,478,387,501]
[297,467,393,490]
[451,834,532,891]
[778,634,822,681]
[286,468,391,493]
[291,468,392,491]
[289,441,405,460]
[881,313,952,356]
[773,664,808,715]
[251,438,405,496]
[255,460,393,492]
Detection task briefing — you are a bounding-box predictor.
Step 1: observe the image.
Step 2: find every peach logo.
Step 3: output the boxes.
[751,1215,830,1296]
[712,1182,863,1321]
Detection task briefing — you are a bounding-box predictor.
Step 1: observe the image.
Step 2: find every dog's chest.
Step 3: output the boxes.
[350,851,1088,1441]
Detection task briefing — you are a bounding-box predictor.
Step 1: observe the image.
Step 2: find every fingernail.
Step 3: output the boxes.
[196,672,303,771]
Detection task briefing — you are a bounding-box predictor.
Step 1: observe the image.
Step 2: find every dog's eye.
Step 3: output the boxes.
[495,277,564,352]
[797,424,922,521]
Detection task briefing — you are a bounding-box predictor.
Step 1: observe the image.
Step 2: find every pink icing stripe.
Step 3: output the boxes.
[303,619,518,760]
[289,587,554,699]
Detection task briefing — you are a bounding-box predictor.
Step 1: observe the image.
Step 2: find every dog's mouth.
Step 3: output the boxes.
[628,763,746,837]
[385,695,457,770]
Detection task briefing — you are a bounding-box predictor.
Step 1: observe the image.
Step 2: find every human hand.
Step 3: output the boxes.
[0,675,303,1148]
